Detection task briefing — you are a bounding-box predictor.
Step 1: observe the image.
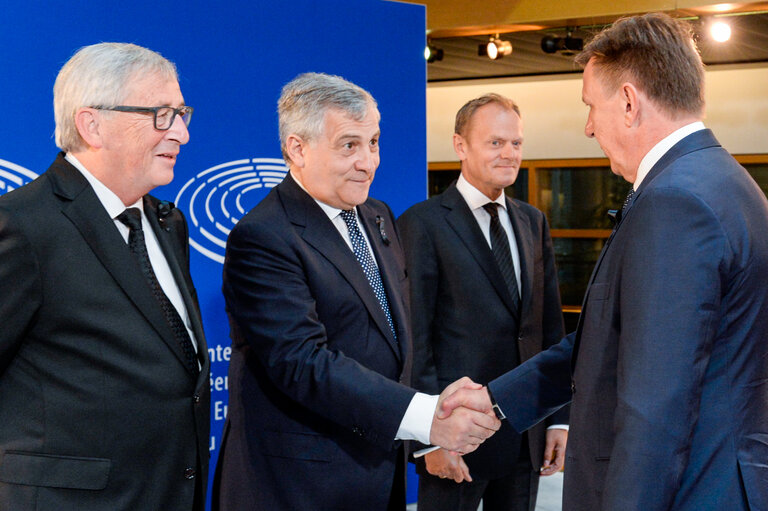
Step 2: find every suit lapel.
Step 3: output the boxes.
[278,175,401,360]
[442,186,520,318]
[358,203,404,359]
[571,129,722,369]
[506,197,532,318]
[49,156,197,376]
[145,198,210,379]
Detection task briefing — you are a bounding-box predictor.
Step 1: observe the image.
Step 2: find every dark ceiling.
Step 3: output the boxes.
[427,12,768,82]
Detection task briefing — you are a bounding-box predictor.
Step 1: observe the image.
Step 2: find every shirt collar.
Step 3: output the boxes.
[65,153,143,217]
[456,173,507,211]
[634,121,705,190]
[290,170,348,221]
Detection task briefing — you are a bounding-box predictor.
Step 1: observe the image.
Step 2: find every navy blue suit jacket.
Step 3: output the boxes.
[490,130,768,510]
[214,173,416,510]
[398,185,566,480]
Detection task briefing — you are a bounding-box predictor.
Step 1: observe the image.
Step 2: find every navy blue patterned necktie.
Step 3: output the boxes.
[482,203,521,312]
[622,188,635,214]
[339,209,397,341]
[117,208,199,374]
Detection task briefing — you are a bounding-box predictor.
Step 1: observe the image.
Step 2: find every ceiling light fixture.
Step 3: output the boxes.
[486,36,512,60]
[541,30,584,56]
[710,20,732,42]
[424,43,444,63]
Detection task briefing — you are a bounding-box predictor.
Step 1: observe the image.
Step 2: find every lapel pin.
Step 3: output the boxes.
[376,216,390,245]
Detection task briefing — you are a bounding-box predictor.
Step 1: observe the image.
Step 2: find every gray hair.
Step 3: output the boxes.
[277,72,379,164]
[54,42,179,152]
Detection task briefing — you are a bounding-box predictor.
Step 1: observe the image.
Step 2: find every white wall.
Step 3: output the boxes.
[427,63,768,161]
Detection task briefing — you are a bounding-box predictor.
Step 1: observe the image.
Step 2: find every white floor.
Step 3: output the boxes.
[407,472,563,511]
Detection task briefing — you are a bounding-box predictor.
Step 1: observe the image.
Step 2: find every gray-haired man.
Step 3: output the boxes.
[0,42,209,511]
[213,72,499,511]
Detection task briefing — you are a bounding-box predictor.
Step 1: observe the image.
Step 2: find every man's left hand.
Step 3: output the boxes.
[540,428,567,476]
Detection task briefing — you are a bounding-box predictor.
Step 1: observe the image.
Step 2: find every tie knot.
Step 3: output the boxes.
[117,207,143,231]
[482,203,500,218]
[339,209,357,228]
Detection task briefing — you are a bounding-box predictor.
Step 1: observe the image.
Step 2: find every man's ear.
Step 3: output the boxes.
[453,133,468,161]
[621,82,641,127]
[285,134,307,168]
[74,107,103,149]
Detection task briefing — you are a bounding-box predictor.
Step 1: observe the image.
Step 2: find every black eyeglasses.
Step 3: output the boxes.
[91,105,194,130]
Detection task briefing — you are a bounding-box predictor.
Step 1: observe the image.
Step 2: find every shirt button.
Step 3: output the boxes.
[571,381,576,394]
[184,468,196,480]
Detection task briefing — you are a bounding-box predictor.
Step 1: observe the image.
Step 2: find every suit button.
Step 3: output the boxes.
[193,393,200,404]
[517,335,523,342]
[184,468,196,480]
[571,381,576,394]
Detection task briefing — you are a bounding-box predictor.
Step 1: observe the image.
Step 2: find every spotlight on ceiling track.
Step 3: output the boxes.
[541,31,584,56]
[424,43,444,63]
[710,20,732,42]
[484,36,512,60]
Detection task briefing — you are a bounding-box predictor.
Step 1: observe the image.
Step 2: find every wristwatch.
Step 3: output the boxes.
[486,387,506,420]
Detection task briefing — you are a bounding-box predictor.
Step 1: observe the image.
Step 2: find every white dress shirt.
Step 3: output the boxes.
[65,153,199,354]
[456,174,522,295]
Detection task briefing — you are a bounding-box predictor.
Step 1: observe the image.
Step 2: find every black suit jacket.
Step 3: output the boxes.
[214,173,416,511]
[0,154,210,511]
[398,184,566,480]
[491,130,768,510]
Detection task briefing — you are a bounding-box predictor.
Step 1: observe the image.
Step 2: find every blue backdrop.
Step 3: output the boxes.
[0,0,427,506]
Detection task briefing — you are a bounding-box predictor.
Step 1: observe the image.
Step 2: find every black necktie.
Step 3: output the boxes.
[339,209,397,341]
[482,203,521,312]
[117,208,198,374]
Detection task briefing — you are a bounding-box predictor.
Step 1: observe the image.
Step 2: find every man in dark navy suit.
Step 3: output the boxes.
[398,94,568,511]
[0,43,209,511]
[443,13,768,511]
[214,72,500,511]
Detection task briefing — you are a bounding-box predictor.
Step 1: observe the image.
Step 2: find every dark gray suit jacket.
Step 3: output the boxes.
[398,184,566,480]
[0,154,210,511]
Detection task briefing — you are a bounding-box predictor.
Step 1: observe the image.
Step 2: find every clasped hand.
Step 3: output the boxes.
[429,377,500,455]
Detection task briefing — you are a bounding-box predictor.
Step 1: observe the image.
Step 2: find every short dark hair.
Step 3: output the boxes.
[454,93,520,136]
[575,12,705,118]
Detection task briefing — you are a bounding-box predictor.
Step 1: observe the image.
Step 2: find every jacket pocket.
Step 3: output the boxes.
[0,451,111,490]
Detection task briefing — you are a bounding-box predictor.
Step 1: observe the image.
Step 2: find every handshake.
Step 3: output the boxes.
[429,377,499,454]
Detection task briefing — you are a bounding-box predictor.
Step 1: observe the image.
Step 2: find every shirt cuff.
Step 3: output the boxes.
[395,392,439,445]
[547,424,569,431]
[412,445,441,458]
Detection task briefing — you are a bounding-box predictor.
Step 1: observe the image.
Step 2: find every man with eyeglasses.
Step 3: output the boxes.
[0,42,209,511]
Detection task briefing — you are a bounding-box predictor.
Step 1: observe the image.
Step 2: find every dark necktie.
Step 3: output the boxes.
[117,208,198,374]
[483,203,521,312]
[339,209,397,341]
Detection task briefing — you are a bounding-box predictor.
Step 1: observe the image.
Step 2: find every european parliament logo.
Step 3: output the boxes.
[0,159,38,197]
[176,158,288,263]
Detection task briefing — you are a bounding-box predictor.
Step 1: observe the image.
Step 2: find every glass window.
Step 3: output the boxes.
[745,164,768,198]
[536,167,630,229]
[553,238,604,306]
